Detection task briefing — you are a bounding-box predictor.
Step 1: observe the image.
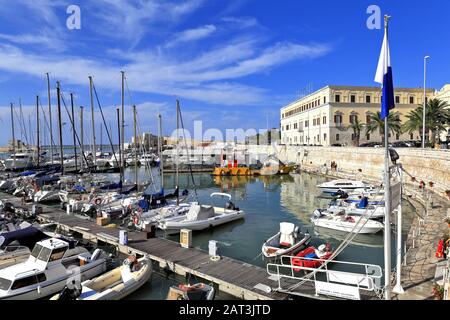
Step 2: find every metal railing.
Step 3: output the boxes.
[267,255,382,298]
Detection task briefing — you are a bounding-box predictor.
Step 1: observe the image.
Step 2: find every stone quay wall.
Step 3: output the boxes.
[249,145,450,196]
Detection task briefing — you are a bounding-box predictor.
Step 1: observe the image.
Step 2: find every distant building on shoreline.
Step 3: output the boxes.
[279,85,444,147]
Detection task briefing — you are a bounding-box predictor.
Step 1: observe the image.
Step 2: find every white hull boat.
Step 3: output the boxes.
[317,179,368,193]
[311,209,384,234]
[158,204,245,233]
[167,283,215,300]
[51,256,152,300]
[262,222,311,258]
[0,238,108,300]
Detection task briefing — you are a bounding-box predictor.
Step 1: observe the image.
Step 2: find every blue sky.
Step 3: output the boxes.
[0,0,449,145]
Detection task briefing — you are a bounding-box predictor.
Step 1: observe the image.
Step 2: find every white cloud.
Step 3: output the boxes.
[166,25,217,47]
[222,16,259,29]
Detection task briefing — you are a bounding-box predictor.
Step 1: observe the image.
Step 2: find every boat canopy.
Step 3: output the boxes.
[100,181,122,190]
[73,185,87,193]
[210,193,231,201]
[186,205,215,221]
[0,227,48,250]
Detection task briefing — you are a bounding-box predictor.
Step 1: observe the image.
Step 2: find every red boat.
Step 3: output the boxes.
[292,244,333,272]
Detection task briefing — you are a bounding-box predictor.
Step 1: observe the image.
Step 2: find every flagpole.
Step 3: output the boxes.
[383,14,392,301]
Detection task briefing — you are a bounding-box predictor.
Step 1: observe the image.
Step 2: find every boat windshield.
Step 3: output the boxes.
[37,247,52,262]
[0,278,12,291]
[30,244,44,258]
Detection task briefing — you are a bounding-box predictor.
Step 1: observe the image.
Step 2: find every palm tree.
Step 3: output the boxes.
[365,111,402,145]
[348,119,364,146]
[403,99,450,145]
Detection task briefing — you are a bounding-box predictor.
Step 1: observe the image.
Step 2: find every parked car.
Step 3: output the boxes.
[359,142,382,147]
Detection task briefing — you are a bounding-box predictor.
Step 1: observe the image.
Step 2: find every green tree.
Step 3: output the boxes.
[348,119,364,146]
[365,111,402,145]
[404,99,450,145]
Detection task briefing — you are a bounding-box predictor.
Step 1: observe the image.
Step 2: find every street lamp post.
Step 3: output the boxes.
[422,56,430,148]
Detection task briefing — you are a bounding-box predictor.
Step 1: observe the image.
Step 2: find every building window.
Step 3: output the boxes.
[305,121,309,128]
[324,133,327,141]
[323,96,327,104]
[335,94,341,102]
[410,133,414,140]
[395,96,400,104]
[396,133,400,140]
[323,116,326,124]
[366,95,371,103]
[313,119,316,126]
[336,134,340,141]
[349,114,358,124]
[388,133,391,138]
[366,134,370,140]
[293,123,297,130]
[409,96,414,104]
[286,125,289,130]
[334,114,342,124]
[350,95,356,103]
[425,97,428,104]
[366,114,371,124]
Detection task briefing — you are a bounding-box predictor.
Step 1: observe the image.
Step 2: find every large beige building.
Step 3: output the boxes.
[280,85,435,146]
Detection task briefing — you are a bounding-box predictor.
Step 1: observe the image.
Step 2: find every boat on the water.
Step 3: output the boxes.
[51,255,152,300]
[311,209,384,234]
[262,222,311,258]
[158,193,245,233]
[317,179,368,193]
[166,283,215,300]
[0,238,108,300]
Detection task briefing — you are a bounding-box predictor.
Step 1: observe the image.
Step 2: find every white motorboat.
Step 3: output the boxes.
[311,209,384,234]
[0,238,107,300]
[262,222,311,258]
[317,179,368,193]
[167,283,215,300]
[3,153,36,171]
[158,193,245,233]
[51,255,152,300]
[101,196,139,220]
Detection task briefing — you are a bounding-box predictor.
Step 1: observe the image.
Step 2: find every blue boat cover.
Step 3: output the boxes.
[73,185,86,193]
[20,170,36,176]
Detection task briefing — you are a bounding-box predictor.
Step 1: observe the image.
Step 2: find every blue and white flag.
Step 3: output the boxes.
[375,27,395,120]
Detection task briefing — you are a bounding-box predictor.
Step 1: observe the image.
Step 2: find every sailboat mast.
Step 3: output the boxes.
[80,106,84,169]
[158,114,163,191]
[10,103,16,168]
[71,93,78,171]
[56,81,64,175]
[116,107,123,192]
[36,95,40,167]
[46,73,53,164]
[121,71,125,174]
[89,76,97,167]
[100,123,103,154]
[176,99,180,205]
[133,105,138,188]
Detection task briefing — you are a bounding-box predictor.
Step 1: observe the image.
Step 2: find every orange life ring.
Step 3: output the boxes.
[94,198,102,205]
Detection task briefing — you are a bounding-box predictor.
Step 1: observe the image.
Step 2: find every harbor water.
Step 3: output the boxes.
[121,167,416,299]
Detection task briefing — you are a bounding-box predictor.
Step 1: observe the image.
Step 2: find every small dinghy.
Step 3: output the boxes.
[311,209,384,234]
[166,283,215,300]
[292,244,333,271]
[51,255,152,300]
[262,222,311,258]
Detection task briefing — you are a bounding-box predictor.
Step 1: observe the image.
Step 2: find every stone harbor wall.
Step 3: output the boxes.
[249,145,450,196]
